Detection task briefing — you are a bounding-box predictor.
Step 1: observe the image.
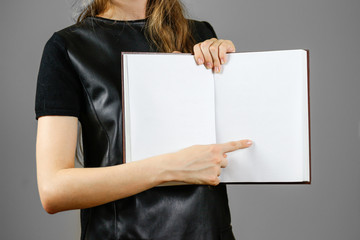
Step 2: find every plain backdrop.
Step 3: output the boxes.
[1,0,359,239]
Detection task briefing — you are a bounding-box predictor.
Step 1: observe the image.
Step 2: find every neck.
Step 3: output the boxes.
[97,0,147,20]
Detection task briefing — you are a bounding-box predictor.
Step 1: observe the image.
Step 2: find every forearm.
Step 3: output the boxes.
[41,153,174,214]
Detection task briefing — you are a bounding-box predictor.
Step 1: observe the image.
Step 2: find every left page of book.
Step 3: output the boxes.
[123,53,216,163]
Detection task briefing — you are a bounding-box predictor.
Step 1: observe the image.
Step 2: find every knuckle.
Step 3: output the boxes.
[209,45,217,53]
[223,159,228,167]
[209,144,221,154]
[219,44,227,51]
[212,156,221,164]
[229,141,237,148]
[224,40,235,50]
[208,175,219,185]
[201,40,211,48]
[193,43,200,51]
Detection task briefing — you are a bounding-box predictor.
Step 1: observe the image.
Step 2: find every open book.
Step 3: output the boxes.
[121,49,311,184]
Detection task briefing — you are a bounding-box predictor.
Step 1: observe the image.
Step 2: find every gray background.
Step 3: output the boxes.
[1,0,359,239]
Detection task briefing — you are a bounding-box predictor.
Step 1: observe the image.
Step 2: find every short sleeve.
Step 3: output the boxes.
[190,20,218,43]
[35,32,84,120]
[202,21,218,39]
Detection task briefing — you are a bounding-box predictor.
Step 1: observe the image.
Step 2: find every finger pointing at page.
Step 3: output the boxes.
[221,139,253,153]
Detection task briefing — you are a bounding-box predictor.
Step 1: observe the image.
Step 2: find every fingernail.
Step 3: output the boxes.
[197,58,203,65]
[247,140,252,145]
[214,66,219,73]
[221,58,225,64]
[206,62,212,69]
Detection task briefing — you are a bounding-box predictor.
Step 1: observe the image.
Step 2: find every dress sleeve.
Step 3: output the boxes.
[202,21,218,39]
[190,20,219,44]
[35,32,84,120]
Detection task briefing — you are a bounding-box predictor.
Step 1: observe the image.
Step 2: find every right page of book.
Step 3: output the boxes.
[214,49,310,183]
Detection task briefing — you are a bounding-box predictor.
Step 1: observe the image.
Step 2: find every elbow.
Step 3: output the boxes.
[42,202,58,215]
[43,205,57,215]
[39,183,62,214]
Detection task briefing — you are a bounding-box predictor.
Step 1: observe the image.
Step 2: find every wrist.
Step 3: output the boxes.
[153,152,182,184]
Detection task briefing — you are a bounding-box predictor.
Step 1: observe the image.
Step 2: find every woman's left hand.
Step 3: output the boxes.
[172,38,235,73]
[193,38,236,73]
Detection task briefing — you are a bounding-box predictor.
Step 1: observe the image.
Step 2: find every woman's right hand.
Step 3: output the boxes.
[164,139,253,186]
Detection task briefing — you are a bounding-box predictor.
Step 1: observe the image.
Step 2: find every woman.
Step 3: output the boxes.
[35,0,253,239]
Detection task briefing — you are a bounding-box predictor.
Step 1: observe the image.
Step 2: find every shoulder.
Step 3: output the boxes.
[44,19,95,50]
[187,19,218,43]
[38,24,84,83]
[40,19,102,63]
[42,22,79,55]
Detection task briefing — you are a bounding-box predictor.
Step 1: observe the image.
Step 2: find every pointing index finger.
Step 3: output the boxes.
[221,139,252,153]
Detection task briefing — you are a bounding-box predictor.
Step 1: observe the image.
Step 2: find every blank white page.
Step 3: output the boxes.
[124,54,216,162]
[215,50,309,182]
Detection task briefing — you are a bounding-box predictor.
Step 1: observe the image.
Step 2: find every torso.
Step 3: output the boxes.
[55,16,235,240]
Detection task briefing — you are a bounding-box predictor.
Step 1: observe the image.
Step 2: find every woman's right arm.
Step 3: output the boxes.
[36,115,252,214]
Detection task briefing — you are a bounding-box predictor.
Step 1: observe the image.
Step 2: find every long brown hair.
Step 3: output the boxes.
[76,0,196,53]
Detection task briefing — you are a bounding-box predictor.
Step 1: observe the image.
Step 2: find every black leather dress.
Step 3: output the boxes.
[36,16,236,240]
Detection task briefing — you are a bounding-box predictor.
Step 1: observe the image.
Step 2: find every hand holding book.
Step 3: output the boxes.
[193,37,236,73]
[173,37,236,73]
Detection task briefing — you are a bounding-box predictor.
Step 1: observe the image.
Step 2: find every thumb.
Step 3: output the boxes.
[221,139,252,153]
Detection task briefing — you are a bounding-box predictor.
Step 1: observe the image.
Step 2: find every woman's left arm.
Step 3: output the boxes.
[193,38,236,73]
